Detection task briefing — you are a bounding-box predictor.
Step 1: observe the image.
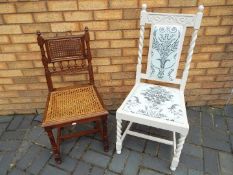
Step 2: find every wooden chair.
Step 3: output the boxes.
[37,27,109,164]
[116,4,204,171]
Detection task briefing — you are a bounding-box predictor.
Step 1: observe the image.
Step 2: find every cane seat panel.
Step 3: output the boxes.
[42,85,106,127]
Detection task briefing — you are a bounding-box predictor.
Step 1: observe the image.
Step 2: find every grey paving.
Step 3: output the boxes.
[41,164,69,175]
[73,161,91,175]
[49,156,77,172]
[219,152,233,175]
[0,107,231,175]
[123,151,142,175]
[82,150,111,168]
[203,148,220,175]
[109,148,129,173]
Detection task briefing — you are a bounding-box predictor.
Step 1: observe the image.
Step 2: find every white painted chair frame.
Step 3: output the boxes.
[116,4,204,171]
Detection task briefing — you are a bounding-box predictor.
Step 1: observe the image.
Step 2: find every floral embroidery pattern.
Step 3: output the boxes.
[148,25,183,82]
[123,85,184,124]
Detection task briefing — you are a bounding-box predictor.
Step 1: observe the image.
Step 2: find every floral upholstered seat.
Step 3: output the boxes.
[122,83,186,124]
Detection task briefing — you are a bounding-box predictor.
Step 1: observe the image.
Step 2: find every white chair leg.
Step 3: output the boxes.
[173,132,176,155]
[170,133,187,171]
[116,118,122,154]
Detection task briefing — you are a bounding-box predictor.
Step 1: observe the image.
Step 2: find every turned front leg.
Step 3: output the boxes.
[170,133,187,171]
[116,118,122,154]
[45,127,61,164]
[102,116,109,152]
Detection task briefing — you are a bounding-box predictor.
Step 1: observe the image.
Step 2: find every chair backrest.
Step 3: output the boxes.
[136,4,204,91]
[37,27,94,92]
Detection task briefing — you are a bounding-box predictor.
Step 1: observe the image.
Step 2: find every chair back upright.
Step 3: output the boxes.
[136,4,204,91]
[37,27,94,92]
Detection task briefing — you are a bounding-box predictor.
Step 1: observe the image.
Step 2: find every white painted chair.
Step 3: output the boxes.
[116,4,204,171]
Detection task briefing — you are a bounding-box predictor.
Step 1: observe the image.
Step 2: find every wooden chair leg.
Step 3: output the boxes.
[57,127,62,153]
[45,127,62,164]
[170,133,187,171]
[102,116,109,152]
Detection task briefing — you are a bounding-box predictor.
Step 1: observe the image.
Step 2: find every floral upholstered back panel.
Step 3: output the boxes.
[146,25,185,82]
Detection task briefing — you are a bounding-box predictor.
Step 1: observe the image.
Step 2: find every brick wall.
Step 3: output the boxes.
[0,0,232,115]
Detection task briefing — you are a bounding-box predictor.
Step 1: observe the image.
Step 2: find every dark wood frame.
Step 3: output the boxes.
[37,27,109,164]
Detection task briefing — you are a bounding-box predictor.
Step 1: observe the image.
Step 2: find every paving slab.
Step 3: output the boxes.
[202,128,231,152]
[18,115,34,130]
[27,148,51,174]
[203,148,220,175]
[90,166,105,175]
[16,144,41,170]
[82,150,111,168]
[0,116,13,123]
[139,168,164,175]
[0,152,15,175]
[180,153,203,171]
[41,164,69,175]
[144,140,159,156]
[226,117,233,133]
[213,114,227,131]
[183,143,203,159]
[142,154,171,174]
[1,130,26,140]
[109,148,129,173]
[219,152,233,175]
[7,116,24,131]
[187,110,201,126]
[0,140,21,151]
[124,135,146,152]
[49,156,77,173]
[69,137,92,159]
[186,126,202,145]
[123,151,142,175]
[73,161,91,175]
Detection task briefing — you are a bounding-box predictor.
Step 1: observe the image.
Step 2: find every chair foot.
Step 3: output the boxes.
[116,150,121,154]
[104,144,109,152]
[116,142,122,154]
[170,157,178,171]
[55,156,62,164]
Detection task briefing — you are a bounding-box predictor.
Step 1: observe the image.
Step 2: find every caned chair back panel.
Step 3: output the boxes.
[45,37,85,62]
[37,28,94,92]
[137,4,204,90]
